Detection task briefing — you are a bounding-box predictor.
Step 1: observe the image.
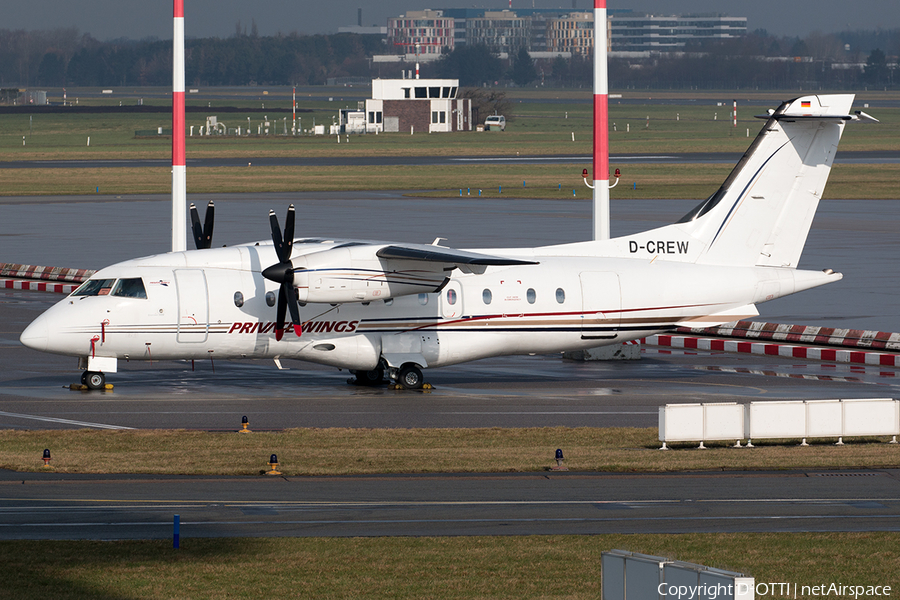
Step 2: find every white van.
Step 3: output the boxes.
[484,115,506,131]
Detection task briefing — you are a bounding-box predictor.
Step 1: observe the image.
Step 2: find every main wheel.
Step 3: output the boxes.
[397,364,423,390]
[85,371,106,390]
[354,366,385,386]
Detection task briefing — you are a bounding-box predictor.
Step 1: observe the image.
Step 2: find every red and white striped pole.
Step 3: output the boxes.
[592,0,610,240]
[732,100,737,128]
[172,0,187,252]
[292,86,296,135]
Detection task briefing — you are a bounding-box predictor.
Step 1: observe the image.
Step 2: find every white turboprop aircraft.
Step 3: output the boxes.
[21,94,875,389]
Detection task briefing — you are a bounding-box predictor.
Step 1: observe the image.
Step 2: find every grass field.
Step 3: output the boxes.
[2,163,899,199]
[3,427,899,475]
[3,533,898,599]
[2,90,898,162]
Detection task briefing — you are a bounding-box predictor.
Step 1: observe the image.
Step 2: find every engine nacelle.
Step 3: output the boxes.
[291,246,448,304]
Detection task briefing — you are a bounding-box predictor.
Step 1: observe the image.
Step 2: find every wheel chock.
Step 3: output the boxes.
[388,382,435,391]
[68,383,114,391]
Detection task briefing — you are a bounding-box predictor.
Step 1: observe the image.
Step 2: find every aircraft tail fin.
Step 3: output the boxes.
[678,94,861,267]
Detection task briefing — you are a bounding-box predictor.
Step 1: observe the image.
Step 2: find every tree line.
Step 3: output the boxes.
[0,27,896,90]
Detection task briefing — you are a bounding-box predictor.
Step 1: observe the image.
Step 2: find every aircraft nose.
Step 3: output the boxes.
[20,315,49,352]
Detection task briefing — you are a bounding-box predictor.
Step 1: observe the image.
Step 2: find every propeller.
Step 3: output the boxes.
[189,200,215,250]
[261,204,301,340]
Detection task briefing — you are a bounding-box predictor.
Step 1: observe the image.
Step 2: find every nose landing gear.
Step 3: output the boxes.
[80,371,107,390]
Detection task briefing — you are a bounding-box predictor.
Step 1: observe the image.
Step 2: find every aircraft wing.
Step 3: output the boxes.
[376,243,538,273]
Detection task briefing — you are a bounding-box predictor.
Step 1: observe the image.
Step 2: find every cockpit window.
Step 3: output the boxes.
[112,278,147,299]
[72,278,116,297]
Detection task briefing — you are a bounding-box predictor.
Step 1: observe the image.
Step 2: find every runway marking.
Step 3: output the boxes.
[0,410,134,430]
[450,156,675,162]
[3,514,900,531]
[438,411,658,415]
[2,497,897,508]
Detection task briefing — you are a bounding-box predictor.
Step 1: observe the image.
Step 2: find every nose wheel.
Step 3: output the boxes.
[81,371,106,390]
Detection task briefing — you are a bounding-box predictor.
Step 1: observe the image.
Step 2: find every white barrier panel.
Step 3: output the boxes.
[659,404,704,442]
[660,399,900,446]
[748,401,806,439]
[842,398,899,436]
[602,550,754,600]
[806,400,843,437]
[704,403,744,441]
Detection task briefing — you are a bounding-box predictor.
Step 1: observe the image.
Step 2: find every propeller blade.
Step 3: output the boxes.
[269,209,285,262]
[283,204,295,260]
[202,200,214,247]
[275,284,287,341]
[189,203,203,250]
[285,283,302,337]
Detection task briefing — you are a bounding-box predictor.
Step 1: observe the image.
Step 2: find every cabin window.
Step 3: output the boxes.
[233,291,244,308]
[72,278,116,297]
[265,291,276,307]
[418,293,429,305]
[111,278,147,299]
[556,288,566,303]
[526,288,536,304]
[446,288,457,305]
[482,289,492,304]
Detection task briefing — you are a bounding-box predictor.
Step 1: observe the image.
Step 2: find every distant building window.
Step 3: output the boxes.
[403,88,411,99]
[414,87,427,98]
[432,111,439,124]
[439,111,446,123]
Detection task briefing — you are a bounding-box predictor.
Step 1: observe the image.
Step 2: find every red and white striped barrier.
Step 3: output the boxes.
[1,279,79,294]
[644,334,900,368]
[0,263,94,283]
[677,320,900,352]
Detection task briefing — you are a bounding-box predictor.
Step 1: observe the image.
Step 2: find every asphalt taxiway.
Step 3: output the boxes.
[2,469,899,540]
[3,289,900,432]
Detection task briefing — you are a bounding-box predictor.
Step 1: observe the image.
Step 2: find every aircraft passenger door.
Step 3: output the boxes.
[174,269,209,343]
[579,272,620,341]
[440,280,463,320]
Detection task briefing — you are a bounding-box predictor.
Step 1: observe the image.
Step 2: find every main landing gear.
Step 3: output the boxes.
[350,362,426,390]
[396,364,424,390]
[80,371,106,390]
